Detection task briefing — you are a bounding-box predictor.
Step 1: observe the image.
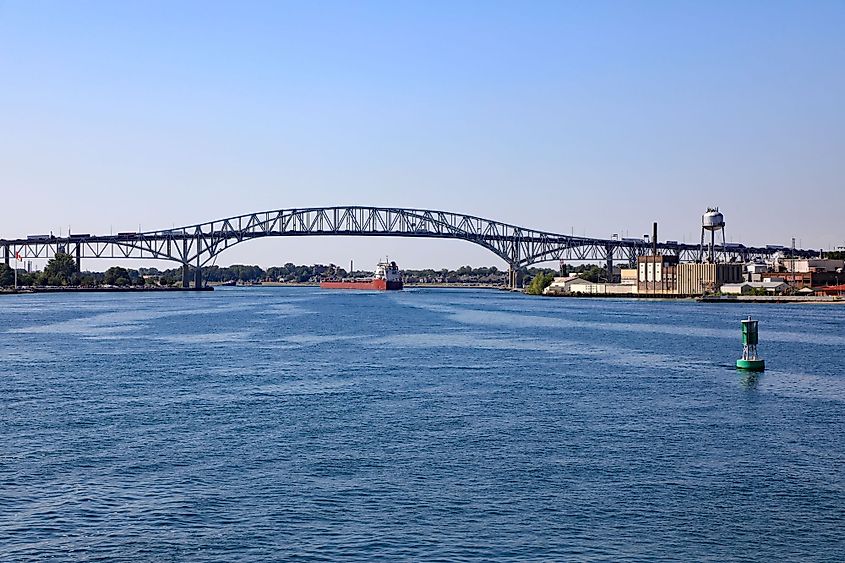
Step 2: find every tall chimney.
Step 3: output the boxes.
[653,222,658,256]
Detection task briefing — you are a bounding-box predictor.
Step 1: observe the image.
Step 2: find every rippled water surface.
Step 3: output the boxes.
[2,288,844,561]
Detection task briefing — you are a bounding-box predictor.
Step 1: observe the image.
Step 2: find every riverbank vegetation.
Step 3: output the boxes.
[525,272,556,295]
[0,255,584,288]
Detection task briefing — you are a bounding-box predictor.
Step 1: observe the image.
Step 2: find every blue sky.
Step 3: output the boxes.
[1,1,843,269]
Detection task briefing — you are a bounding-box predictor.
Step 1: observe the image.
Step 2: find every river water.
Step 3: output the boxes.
[1,288,843,561]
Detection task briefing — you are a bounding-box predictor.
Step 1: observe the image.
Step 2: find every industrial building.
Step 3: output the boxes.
[637,255,679,295]
[675,262,744,294]
[763,257,844,289]
[721,281,789,295]
[777,258,843,273]
[635,215,742,296]
[620,268,638,286]
[543,208,830,298]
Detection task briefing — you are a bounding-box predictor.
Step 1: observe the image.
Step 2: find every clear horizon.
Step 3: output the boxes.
[2,1,843,270]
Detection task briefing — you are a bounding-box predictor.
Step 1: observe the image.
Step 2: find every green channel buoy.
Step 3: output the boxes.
[736,316,765,372]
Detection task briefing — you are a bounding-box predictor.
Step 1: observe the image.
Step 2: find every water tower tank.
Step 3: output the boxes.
[702,208,725,231]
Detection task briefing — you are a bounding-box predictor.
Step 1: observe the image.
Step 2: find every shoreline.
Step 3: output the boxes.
[696,295,844,304]
[3,284,842,303]
[539,293,844,303]
[0,286,213,295]
[212,281,506,290]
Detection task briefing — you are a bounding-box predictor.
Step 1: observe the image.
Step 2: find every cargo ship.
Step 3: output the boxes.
[320,261,403,291]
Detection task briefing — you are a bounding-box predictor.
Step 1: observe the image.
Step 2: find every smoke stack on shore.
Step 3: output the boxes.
[653,222,658,255]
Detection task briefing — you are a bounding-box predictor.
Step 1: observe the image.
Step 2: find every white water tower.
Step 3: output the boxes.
[700,207,726,263]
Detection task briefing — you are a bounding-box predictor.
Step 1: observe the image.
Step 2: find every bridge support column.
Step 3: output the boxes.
[605,246,614,283]
[194,266,202,289]
[75,243,81,272]
[3,245,8,267]
[182,264,190,288]
[507,265,522,289]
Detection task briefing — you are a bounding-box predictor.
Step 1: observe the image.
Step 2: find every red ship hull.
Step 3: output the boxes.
[320,279,403,290]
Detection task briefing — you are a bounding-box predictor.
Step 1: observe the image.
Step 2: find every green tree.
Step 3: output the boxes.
[526,272,556,295]
[17,271,36,286]
[0,264,13,286]
[104,266,130,285]
[578,265,606,283]
[42,252,78,286]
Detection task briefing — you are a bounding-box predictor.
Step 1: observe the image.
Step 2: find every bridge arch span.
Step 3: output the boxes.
[2,205,814,288]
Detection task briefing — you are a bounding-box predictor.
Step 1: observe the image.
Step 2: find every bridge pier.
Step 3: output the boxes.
[75,243,81,272]
[3,245,8,267]
[194,266,202,289]
[182,264,190,288]
[507,265,523,289]
[605,245,614,283]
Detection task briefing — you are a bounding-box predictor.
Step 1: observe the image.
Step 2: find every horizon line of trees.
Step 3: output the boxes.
[1,252,612,288]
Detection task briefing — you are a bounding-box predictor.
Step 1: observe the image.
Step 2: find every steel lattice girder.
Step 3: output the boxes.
[1,206,817,268]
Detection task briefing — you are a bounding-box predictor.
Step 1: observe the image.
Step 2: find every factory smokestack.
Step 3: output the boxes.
[653,222,658,256]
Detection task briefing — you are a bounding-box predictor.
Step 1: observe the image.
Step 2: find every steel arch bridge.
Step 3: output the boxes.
[1,205,816,287]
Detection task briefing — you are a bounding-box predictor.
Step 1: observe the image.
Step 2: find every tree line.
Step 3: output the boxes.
[0,252,608,288]
[0,254,149,287]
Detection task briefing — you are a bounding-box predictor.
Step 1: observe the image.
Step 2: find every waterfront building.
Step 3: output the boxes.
[620,268,638,286]
[676,263,744,295]
[543,276,636,295]
[637,255,679,295]
[766,270,842,289]
[816,284,845,296]
[721,281,789,295]
[777,258,844,273]
[543,275,592,294]
[746,263,769,281]
[568,281,636,295]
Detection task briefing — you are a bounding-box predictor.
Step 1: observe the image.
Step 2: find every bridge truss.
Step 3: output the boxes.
[1,206,817,287]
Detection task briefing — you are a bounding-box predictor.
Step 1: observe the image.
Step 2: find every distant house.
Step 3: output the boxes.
[721,281,788,295]
[543,275,592,294]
